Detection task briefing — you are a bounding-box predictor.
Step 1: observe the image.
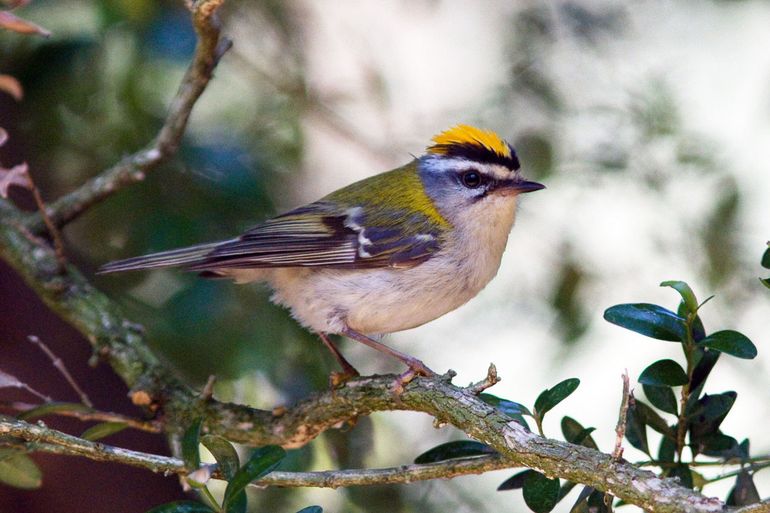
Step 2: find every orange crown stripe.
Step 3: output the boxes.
[427,125,512,158]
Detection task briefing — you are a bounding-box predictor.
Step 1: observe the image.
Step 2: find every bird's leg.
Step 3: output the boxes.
[341,327,437,382]
[318,332,360,385]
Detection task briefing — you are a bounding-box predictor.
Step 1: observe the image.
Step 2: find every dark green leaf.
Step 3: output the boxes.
[667,464,693,489]
[696,432,738,458]
[660,281,698,314]
[224,489,247,513]
[182,418,203,469]
[739,439,751,459]
[81,422,128,441]
[0,449,42,489]
[625,403,649,455]
[534,378,580,418]
[639,359,688,387]
[16,402,91,421]
[414,441,496,464]
[296,507,323,513]
[145,501,215,513]
[760,277,770,289]
[568,486,594,513]
[643,384,678,415]
[560,417,598,449]
[587,490,611,513]
[688,392,736,423]
[222,446,285,511]
[699,330,757,359]
[690,315,706,342]
[635,401,674,438]
[762,246,770,269]
[603,303,685,342]
[726,471,760,506]
[658,436,676,463]
[480,394,531,429]
[523,471,560,513]
[498,469,533,491]
[201,435,240,481]
[689,348,720,394]
[480,393,532,416]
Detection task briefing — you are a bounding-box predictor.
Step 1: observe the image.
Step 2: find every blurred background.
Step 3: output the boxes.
[1,0,769,511]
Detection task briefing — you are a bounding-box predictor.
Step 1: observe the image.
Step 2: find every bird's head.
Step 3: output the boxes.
[418,125,544,227]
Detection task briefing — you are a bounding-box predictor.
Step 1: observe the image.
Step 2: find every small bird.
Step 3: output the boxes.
[100,125,544,383]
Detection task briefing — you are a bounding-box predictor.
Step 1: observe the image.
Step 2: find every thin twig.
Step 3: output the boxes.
[3,401,161,433]
[466,363,500,394]
[28,335,93,407]
[613,370,631,461]
[22,0,231,232]
[201,375,216,401]
[27,173,66,267]
[606,370,632,510]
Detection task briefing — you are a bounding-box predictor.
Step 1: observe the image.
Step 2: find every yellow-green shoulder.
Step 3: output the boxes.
[323,161,450,228]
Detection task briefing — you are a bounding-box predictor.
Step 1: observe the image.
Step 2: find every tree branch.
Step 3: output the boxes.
[23,0,232,232]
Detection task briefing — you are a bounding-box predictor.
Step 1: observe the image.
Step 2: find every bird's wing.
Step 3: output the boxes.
[187,201,445,270]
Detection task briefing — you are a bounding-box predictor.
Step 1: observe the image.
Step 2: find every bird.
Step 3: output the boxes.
[100,125,545,384]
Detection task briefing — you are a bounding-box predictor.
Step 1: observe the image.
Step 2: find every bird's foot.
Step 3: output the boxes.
[329,368,360,389]
[391,358,437,395]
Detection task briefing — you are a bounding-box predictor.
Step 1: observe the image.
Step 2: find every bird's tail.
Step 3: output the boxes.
[98,241,225,274]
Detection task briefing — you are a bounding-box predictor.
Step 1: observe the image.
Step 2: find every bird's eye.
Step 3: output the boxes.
[460,170,483,188]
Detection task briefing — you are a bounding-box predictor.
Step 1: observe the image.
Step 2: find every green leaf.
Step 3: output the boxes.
[201,435,240,481]
[560,417,598,449]
[643,384,678,415]
[697,432,739,458]
[688,392,737,423]
[145,500,216,513]
[689,348,720,393]
[760,277,770,289]
[523,471,560,513]
[658,436,676,463]
[81,422,128,441]
[568,486,594,513]
[625,403,649,455]
[480,393,531,429]
[762,246,770,269]
[660,281,698,314]
[534,378,580,418]
[296,507,323,513]
[635,401,674,438]
[182,418,203,469]
[480,393,532,416]
[603,303,686,342]
[222,446,285,511]
[638,359,688,387]
[498,469,533,491]
[414,441,496,464]
[0,449,42,489]
[16,402,91,421]
[726,471,760,506]
[698,330,757,359]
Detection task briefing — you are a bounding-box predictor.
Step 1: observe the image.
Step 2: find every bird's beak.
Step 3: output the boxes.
[496,179,546,196]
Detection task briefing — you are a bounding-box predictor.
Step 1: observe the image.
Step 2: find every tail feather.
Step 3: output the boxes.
[98,241,226,274]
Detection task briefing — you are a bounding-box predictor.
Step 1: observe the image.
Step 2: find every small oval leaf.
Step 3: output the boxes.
[638,359,688,387]
[643,384,678,415]
[660,281,698,315]
[182,418,203,469]
[16,402,91,421]
[223,445,285,510]
[414,441,496,464]
[145,500,216,513]
[479,393,532,417]
[0,449,42,489]
[523,471,560,513]
[81,422,128,441]
[698,330,757,359]
[296,507,323,513]
[201,435,240,481]
[761,246,770,269]
[604,304,685,342]
[497,469,534,491]
[560,417,598,449]
[534,378,580,418]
